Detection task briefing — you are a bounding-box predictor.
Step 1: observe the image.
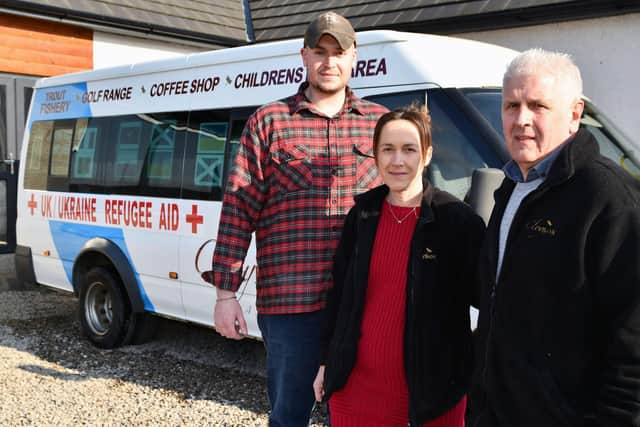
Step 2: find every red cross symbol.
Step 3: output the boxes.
[28,193,37,216]
[186,204,204,234]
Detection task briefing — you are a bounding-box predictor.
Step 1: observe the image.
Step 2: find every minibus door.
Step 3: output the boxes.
[179,108,261,338]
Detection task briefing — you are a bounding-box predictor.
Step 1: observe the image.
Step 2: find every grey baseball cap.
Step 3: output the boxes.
[304,12,356,50]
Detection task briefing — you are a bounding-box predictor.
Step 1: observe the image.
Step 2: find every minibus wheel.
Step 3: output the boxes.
[124,310,158,345]
[79,266,131,349]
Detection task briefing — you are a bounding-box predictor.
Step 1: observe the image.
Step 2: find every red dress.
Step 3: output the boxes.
[329,200,465,427]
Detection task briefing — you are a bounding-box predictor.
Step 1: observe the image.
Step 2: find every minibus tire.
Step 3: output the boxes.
[123,312,158,345]
[79,267,132,349]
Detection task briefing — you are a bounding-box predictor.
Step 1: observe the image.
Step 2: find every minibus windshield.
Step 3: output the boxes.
[461,88,640,178]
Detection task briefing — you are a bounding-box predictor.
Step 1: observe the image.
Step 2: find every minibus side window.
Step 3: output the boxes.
[224,119,246,185]
[47,120,77,191]
[71,119,97,179]
[50,124,74,177]
[69,117,108,193]
[140,112,187,198]
[102,116,148,193]
[102,113,186,197]
[147,121,176,181]
[118,121,144,180]
[24,121,54,190]
[223,107,257,191]
[182,110,230,201]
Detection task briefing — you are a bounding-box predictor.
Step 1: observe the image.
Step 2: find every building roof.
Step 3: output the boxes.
[249,0,640,42]
[3,0,251,47]
[3,0,640,48]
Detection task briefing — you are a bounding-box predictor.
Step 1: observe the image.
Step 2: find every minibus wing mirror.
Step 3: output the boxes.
[467,168,505,225]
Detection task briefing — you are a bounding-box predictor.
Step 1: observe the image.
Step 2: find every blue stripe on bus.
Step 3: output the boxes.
[29,82,92,126]
[48,221,155,311]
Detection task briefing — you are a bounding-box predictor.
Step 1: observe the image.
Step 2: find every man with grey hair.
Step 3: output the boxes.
[469,48,640,426]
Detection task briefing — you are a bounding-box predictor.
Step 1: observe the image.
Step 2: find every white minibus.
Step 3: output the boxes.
[15,31,640,348]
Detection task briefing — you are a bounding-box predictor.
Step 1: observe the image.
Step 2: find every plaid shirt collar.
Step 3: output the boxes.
[291,82,366,117]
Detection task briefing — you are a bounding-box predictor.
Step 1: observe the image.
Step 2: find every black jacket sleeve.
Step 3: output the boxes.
[464,211,486,310]
[590,205,640,425]
[319,206,358,364]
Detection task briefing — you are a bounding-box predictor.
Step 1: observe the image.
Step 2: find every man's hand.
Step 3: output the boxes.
[214,290,247,340]
[313,365,325,402]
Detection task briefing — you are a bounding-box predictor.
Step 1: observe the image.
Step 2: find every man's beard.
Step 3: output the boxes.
[310,79,344,96]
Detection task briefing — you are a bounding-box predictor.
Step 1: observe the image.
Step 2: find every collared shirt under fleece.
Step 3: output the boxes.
[206,83,388,314]
[497,144,564,278]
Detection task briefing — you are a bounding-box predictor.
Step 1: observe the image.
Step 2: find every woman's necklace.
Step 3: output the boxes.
[387,203,417,224]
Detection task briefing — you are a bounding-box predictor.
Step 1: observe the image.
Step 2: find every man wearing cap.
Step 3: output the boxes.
[205,11,387,426]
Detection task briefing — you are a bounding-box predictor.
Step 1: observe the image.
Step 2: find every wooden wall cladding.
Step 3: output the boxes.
[0,13,93,77]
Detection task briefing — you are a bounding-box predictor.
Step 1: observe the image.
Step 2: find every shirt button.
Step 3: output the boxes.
[331,199,337,205]
[331,168,338,176]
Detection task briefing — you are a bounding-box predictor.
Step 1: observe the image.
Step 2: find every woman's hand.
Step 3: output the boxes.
[313,365,326,402]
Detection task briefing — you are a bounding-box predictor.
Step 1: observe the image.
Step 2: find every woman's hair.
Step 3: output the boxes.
[373,103,432,162]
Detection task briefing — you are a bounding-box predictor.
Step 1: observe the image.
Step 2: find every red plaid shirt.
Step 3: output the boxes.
[208,83,387,314]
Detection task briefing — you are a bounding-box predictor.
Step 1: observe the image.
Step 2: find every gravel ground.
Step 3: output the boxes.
[0,279,329,426]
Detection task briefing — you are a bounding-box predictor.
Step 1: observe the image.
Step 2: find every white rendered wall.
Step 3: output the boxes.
[457,13,640,141]
[93,32,208,69]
